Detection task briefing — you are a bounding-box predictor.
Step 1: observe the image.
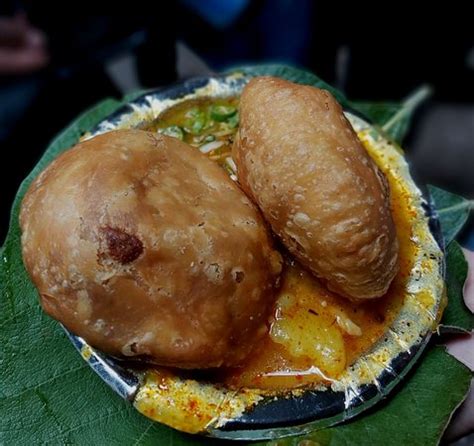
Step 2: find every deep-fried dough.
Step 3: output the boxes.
[20,129,282,368]
[233,77,398,299]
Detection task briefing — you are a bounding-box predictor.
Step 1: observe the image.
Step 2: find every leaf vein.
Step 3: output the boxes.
[0,308,31,330]
[3,363,88,400]
[132,421,154,446]
[61,406,126,436]
[437,201,473,214]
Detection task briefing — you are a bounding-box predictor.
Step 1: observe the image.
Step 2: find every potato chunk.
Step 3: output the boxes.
[270,294,346,377]
[234,77,399,299]
[20,129,282,368]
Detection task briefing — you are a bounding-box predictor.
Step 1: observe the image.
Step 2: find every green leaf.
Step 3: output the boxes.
[351,86,431,143]
[381,85,431,142]
[440,241,474,332]
[260,347,472,446]
[349,101,401,128]
[428,185,472,245]
[0,67,472,446]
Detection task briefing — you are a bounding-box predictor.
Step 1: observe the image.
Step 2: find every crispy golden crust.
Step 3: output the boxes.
[20,129,282,368]
[233,77,398,300]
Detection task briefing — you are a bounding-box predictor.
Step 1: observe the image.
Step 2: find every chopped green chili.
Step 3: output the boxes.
[227,112,239,128]
[210,105,237,122]
[184,108,207,135]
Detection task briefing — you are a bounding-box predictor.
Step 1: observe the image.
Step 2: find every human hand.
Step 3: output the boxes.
[0,13,49,74]
[444,248,474,441]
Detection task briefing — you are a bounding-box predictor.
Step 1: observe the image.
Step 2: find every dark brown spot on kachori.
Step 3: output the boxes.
[99,226,143,264]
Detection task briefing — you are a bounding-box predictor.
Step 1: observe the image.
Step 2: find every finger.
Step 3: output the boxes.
[445,247,474,370]
[443,379,474,441]
[446,331,474,371]
[23,27,47,49]
[0,16,28,45]
[443,248,474,441]
[461,248,474,312]
[0,14,47,49]
[0,46,49,74]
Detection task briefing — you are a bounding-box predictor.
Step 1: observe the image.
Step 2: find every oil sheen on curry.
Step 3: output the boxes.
[142,96,418,391]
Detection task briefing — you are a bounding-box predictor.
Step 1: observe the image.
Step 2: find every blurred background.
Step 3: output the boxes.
[0,2,472,444]
[0,1,472,247]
